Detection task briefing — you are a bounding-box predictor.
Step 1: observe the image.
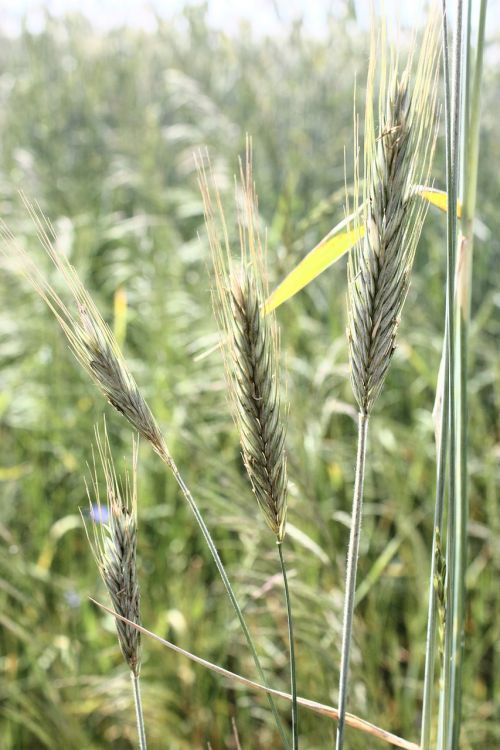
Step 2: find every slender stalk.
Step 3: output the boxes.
[446,5,464,747]
[278,542,299,749]
[336,412,369,750]
[170,461,290,750]
[451,2,488,746]
[421,0,480,750]
[438,1,463,748]
[462,0,487,233]
[131,672,148,750]
[420,353,449,750]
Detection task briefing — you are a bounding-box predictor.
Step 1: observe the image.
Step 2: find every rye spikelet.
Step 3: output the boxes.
[348,19,440,415]
[84,425,142,676]
[198,142,288,542]
[0,197,170,465]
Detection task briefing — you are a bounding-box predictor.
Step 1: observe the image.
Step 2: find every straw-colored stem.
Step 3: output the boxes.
[335,412,369,750]
[131,672,147,750]
[448,0,472,742]
[169,460,290,750]
[94,598,421,750]
[278,542,299,749]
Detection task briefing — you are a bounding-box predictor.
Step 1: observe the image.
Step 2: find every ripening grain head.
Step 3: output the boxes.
[197,141,288,542]
[83,424,142,676]
[348,14,440,415]
[0,197,170,465]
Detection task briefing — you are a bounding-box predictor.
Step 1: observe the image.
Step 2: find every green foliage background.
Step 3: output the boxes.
[0,5,498,749]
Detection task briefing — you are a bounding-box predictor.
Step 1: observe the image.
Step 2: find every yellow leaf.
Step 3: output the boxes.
[418,187,462,219]
[264,184,460,315]
[0,464,31,481]
[113,286,128,348]
[265,223,364,314]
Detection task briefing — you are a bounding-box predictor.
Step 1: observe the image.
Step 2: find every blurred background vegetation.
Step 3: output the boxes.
[0,3,498,748]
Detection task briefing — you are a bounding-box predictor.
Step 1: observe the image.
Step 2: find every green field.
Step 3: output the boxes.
[0,5,498,749]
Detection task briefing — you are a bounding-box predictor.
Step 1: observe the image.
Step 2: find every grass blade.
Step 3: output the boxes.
[264,222,364,313]
[417,187,463,218]
[264,187,461,316]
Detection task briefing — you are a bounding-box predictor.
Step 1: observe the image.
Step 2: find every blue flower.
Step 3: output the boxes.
[89,504,109,524]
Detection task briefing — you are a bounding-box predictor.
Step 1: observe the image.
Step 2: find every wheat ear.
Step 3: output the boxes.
[82,424,147,750]
[336,15,440,750]
[198,140,298,748]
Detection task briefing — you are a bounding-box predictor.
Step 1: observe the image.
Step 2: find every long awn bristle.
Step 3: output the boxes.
[348,19,440,415]
[83,425,142,676]
[337,15,440,750]
[1,187,289,744]
[0,197,170,465]
[198,141,288,542]
[198,141,297,747]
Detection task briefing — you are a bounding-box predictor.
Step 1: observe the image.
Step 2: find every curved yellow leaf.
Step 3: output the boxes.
[265,184,459,315]
[113,286,128,349]
[265,223,365,314]
[418,187,462,219]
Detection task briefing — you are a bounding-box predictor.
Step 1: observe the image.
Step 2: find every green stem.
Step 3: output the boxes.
[131,672,148,750]
[420,347,449,750]
[170,461,289,750]
[335,412,369,750]
[278,542,299,750]
[439,1,463,748]
[463,0,487,229]
[451,2,488,747]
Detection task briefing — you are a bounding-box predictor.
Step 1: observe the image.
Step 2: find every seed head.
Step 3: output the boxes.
[198,140,288,541]
[0,197,170,464]
[83,424,142,675]
[348,18,440,415]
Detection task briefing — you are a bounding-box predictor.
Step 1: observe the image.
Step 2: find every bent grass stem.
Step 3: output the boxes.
[92,598,421,750]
